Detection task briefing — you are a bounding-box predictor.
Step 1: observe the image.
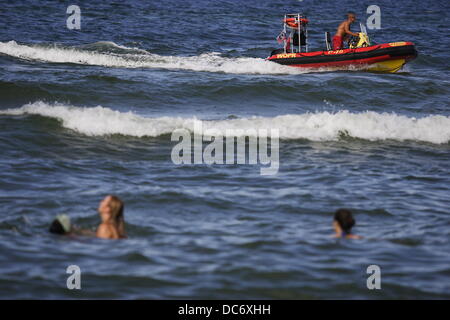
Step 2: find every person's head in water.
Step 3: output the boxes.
[49,214,71,235]
[98,195,123,222]
[333,209,361,239]
[346,12,356,23]
[97,195,125,238]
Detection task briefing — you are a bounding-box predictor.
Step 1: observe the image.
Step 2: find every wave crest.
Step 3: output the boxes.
[1,102,449,144]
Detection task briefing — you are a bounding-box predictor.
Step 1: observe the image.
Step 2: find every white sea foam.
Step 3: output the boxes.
[0,40,307,75]
[1,102,449,144]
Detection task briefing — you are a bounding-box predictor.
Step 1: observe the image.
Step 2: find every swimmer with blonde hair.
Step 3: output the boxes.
[49,195,126,239]
[96,195,126,239]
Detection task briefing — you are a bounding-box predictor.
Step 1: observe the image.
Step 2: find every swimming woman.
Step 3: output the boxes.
[96,195,126,239]
[49,195,126,239]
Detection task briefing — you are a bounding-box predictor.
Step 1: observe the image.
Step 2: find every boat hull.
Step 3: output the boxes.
[267,42,417,73]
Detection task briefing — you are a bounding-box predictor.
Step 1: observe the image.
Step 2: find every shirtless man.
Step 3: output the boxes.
[333,12,360,50]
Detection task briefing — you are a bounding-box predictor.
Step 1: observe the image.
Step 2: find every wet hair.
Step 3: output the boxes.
[108,195,125,237]
[347,11,356,19]
[49,219,67,235]
[334,209,355,234]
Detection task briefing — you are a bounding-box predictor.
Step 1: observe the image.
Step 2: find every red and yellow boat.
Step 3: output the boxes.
[267,14,417,73]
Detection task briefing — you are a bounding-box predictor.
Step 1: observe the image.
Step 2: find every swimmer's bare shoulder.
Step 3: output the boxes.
[96,223,120,239]
[346,234,363,239]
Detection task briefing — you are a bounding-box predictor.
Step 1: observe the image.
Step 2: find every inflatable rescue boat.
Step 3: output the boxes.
[267,14,417,73]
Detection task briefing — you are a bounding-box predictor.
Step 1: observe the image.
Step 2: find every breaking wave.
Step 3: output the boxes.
[1,101,449,144]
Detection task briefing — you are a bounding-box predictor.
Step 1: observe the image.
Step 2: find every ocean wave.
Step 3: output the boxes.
[76,41,149,54]
[1,102,449,144]
[0,40,307,75]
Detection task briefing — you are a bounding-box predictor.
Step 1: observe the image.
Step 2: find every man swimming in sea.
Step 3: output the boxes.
[333,12,360,50]
[333,209,361,239]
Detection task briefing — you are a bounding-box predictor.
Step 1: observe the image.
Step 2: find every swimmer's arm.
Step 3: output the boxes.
[71,226,96,237]
[77,229,96,237]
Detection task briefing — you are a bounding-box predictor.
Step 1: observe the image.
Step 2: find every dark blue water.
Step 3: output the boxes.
[0,0,449,299]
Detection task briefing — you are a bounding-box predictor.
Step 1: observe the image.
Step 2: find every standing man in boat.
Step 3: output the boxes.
[333,12,360,50]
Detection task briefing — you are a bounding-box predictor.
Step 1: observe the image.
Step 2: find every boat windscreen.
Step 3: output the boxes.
[360,22,368,34]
